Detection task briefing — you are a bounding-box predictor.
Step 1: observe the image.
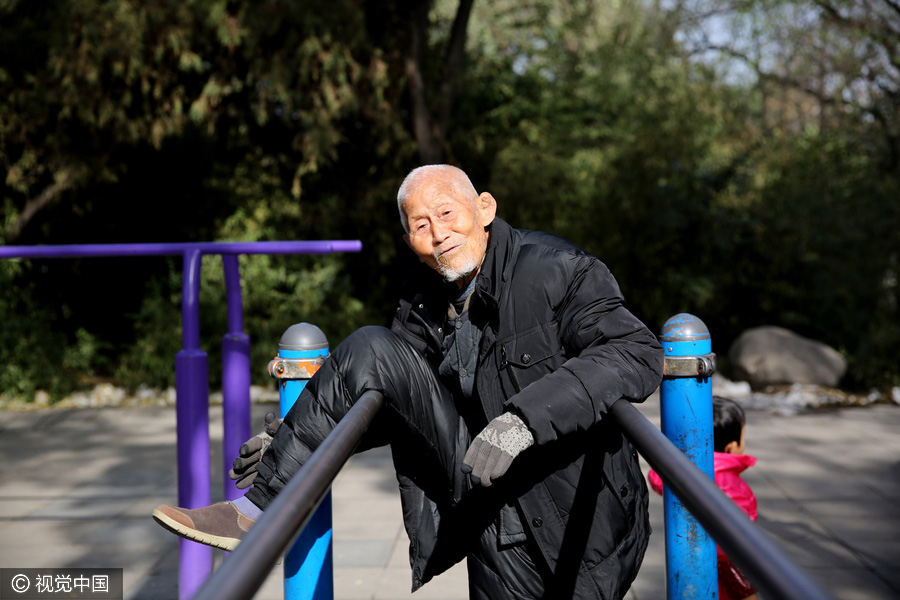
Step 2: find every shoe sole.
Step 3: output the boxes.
[152,507,242,552]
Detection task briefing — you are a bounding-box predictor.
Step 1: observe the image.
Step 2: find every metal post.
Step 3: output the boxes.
[192,391,385,600]
[659,313,717,599]
[175,249,212,599]
[268,323,332,600]
[222,255,251,502]
[0,241,363,599]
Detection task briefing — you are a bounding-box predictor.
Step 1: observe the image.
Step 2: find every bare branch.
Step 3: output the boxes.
[877,0,900,21]
[3,177,69,244]
[697,43,852,110]
[813,0,900,67]
[679,0,755,27]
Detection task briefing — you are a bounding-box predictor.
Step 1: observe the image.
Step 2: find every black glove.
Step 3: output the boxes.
[228,411,283,489]
[462,412,534,487]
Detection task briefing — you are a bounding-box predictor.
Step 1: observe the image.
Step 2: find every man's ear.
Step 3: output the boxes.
[477,192,497,227]
[723,440,739,455]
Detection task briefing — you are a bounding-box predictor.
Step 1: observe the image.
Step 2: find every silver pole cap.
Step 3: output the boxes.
[660,313,711,343]
[278,322,329,352]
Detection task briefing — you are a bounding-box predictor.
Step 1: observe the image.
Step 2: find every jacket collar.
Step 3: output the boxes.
[473,217,517,315]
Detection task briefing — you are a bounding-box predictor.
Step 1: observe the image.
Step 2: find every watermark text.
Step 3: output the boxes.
[1,569,123,599]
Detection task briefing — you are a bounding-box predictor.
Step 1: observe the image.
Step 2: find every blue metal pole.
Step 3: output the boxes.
[659,313,717,599]
[268,323,333,600]
[175,249,212,600]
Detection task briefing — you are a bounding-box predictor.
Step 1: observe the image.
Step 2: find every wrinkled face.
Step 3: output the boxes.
[402,180,496,285]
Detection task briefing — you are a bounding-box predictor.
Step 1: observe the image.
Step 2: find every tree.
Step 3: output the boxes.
[671,0,900,170]
[446,0,900,389]
[0,0,399,244]
[664,0,900,387]
[449,0,741,327]
[0,0,485,396]
[406,0,475,164]
[2,0,899,398]
[0,0,405,395]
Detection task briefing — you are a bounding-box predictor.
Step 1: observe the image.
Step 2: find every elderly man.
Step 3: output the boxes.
[154,165,663,599]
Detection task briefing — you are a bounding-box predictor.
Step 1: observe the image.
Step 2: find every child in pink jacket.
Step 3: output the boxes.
[649,396,759,600]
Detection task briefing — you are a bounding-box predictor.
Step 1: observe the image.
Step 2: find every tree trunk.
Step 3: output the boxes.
[405,0,475,165]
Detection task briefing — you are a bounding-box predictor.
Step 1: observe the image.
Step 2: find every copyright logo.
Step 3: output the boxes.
[11,573,30,593]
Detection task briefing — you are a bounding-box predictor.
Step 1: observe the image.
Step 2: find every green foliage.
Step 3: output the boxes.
[716,128,900,388]
[451,0,900,389]
[0,261,110,401]
[0,0,411,399]
[111,265,183,391]
[1,0,899,400]
[458,1,735,330]
[0,0,397,244]
[113,253,370,391]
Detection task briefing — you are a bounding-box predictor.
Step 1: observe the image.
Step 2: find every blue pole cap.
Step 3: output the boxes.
[279,322,329,352]
[659,313,711,343]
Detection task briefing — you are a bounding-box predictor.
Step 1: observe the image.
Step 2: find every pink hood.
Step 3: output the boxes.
[714,453,757,522]
[648,452,757,522]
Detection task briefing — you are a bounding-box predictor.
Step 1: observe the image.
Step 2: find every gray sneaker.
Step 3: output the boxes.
[152,501,255,551]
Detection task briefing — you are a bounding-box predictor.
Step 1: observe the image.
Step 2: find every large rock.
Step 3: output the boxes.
[728,326,847,389]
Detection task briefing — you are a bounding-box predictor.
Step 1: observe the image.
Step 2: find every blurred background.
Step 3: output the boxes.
[1,0,897,402]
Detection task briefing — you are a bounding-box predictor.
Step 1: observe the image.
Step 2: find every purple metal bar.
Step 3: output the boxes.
[175,248,212,599]
[0,239,362,598]
[222,256,251,502]
[0,240,362,259]
[181,249,203,352]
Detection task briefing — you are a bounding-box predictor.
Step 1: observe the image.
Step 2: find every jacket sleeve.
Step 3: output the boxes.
[505,253,663,445]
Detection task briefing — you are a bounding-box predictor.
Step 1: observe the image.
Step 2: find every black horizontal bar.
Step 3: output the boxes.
[195,391,831,600]
[193,390,385,600]
[609,399,834,600]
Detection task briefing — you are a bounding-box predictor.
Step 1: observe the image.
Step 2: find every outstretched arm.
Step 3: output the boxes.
[506,254,663,445]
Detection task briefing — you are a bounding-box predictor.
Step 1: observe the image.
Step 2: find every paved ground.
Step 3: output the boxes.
[1,392,898,599]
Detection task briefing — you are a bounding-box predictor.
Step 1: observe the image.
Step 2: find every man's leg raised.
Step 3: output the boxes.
[152,326,461,550]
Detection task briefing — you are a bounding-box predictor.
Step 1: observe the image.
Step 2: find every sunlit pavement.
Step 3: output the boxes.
[1,390,898,599]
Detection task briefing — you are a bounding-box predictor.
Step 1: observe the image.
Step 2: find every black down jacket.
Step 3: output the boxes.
[390,218,664,599]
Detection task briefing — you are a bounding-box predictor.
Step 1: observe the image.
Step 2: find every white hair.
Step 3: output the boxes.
[396,165,478,233]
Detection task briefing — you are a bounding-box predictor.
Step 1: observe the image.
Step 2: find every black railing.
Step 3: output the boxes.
[193,391,833,600]
[192,390,385,600]
[609,399,834,600]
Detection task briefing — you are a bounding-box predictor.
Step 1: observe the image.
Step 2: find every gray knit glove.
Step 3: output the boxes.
[228,411,283,489]
[462,412,534,487]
